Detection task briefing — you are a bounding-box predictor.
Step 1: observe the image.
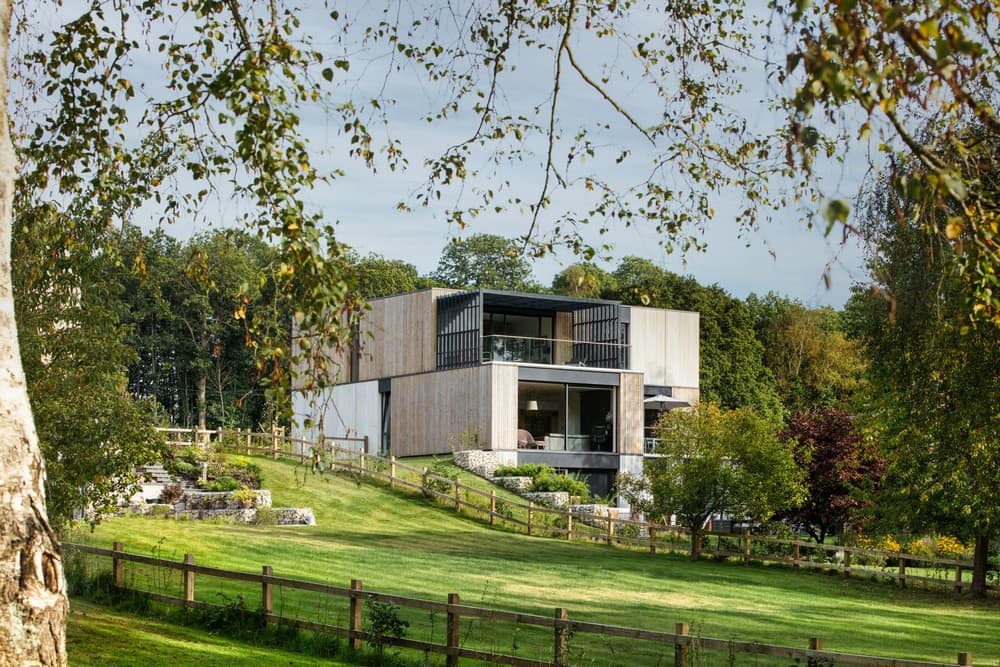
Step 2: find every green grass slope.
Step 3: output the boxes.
[68,600,353,666]
[71,456,998,665]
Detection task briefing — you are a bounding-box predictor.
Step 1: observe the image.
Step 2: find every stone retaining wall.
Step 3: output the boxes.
[522,491,570,508]
[451,450,502,478]
[493,476,533,494]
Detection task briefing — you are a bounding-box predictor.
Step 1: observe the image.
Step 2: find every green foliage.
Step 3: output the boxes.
[493,463,550,478]
[779,0,1000,323]
[205,476,243,493]
[625,403,805,548]
[848,162,1000,594]
[604,258,783,417]
[551,263,616,298]
[746,293,865,413]
[351,253,421,298]
[363,597,408,664]
[166,460,200,480]
[431,234,540,292]
[530,469,589,498]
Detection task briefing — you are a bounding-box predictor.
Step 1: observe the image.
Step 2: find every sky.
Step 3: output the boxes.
[21,1,876,309]
[295,4,874,309]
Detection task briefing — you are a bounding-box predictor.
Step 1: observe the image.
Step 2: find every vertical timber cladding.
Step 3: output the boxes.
[436,291,483,369]
[359,290,445,380]
[572,304,629,369]
[390,365,493,457]
[488,364,519,451]
[618,372,644,455]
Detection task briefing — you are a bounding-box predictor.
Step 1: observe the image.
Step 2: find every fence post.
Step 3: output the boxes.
[454,480,461,511]
[528,502,534,536]
[649,527,656,554]
[958,651,973,666]
[955,565,963,593]
[112,542,124,588]
[554,607,570,667]
[606,516,615,546]
[349,579,363,650]
[743,529,751,565]
[245,428,251,455]
[793,542,800,571]
[898,554,906,588]
[809,637,824,651]
[489,490,496,526]
[566,510,573,540]
[674,622,690,667]
[422,468,429,497]
[390,456,396,488]
[446,593,460,667]
[262,565,273,623]
[183,553,195,606]
[271,424,279,460]
[843,549,852,576]
[360,451,366,473]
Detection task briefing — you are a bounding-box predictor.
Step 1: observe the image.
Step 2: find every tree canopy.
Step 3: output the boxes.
[620,402,804,558]
[431,234,541,292]
[847,162,1000,596]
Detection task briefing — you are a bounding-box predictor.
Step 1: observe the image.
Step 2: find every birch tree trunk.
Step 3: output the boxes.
[0,0,69,662]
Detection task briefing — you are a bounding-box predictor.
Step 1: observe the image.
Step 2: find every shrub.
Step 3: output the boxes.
[531,469,589,497]
[205,476,242,492]
[167,460,200,479]
[230,486,258,508]
[159,483,184,505]
[221,459,263,488]
[251,507,278,526]
[363,597,408,663]
[494,463,550,478]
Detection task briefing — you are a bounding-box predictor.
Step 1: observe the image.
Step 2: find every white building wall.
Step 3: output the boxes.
[292,381,382,453]
[628,307,699,389]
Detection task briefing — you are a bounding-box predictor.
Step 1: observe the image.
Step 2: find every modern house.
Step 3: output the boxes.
[292,288,699,504]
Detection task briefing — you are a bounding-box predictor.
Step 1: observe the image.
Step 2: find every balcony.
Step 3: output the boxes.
[482,335,629,369]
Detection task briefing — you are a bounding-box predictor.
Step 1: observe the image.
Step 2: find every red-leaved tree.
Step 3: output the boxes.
[782,409,886,544]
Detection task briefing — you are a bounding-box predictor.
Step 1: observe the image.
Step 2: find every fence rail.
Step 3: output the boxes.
[153,427,992,594]
[64,542,975,667]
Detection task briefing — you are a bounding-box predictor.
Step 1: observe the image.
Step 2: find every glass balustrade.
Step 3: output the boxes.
[482,335,629,369]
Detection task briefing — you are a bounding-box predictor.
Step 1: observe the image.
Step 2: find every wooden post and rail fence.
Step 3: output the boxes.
[154,427,991,595]
[70,541,976,667]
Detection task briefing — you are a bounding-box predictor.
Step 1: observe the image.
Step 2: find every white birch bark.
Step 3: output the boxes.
[0,0,68,662]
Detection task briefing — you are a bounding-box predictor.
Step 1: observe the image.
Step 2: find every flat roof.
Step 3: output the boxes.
[479,289,621,313]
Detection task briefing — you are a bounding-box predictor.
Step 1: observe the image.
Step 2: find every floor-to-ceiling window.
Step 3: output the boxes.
[517,381,615,452]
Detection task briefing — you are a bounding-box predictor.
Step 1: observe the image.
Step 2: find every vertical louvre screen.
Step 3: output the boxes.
[436,292,482,369]
[572,304,626,369]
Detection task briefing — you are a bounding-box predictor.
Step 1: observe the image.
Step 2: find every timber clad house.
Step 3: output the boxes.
[292,288,699,508]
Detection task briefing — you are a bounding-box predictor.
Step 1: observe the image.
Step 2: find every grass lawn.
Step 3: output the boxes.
[67,599,355,666]
[68,455,999,666]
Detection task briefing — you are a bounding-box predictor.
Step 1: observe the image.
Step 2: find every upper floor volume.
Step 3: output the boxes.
[436,290,630,371]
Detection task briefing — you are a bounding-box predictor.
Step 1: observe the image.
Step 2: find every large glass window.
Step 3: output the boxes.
[517,381,615,452]
[484,312,553,363]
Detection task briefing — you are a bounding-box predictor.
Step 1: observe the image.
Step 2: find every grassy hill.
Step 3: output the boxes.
[69,455,999,665]
[68,599,355,667]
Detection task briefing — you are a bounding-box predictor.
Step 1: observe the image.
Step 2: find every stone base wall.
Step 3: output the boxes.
[451,450,502,478]
[494,476,533,494]
[522,491,570,508]
[175,489,272,512]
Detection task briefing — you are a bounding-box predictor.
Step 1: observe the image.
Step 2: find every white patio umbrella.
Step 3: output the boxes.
[643,394,690,410]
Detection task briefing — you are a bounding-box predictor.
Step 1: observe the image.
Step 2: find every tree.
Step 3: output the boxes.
[621,403,804,559]
[747,294,865,413]
[550,262,616,298]
[780,410,885,543]
[607,258,783,417]
[13,197,164,528]
[848,164,1000,597]
[781,0,1000,322]
[353,254,423,298]
[431,234,541,292]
